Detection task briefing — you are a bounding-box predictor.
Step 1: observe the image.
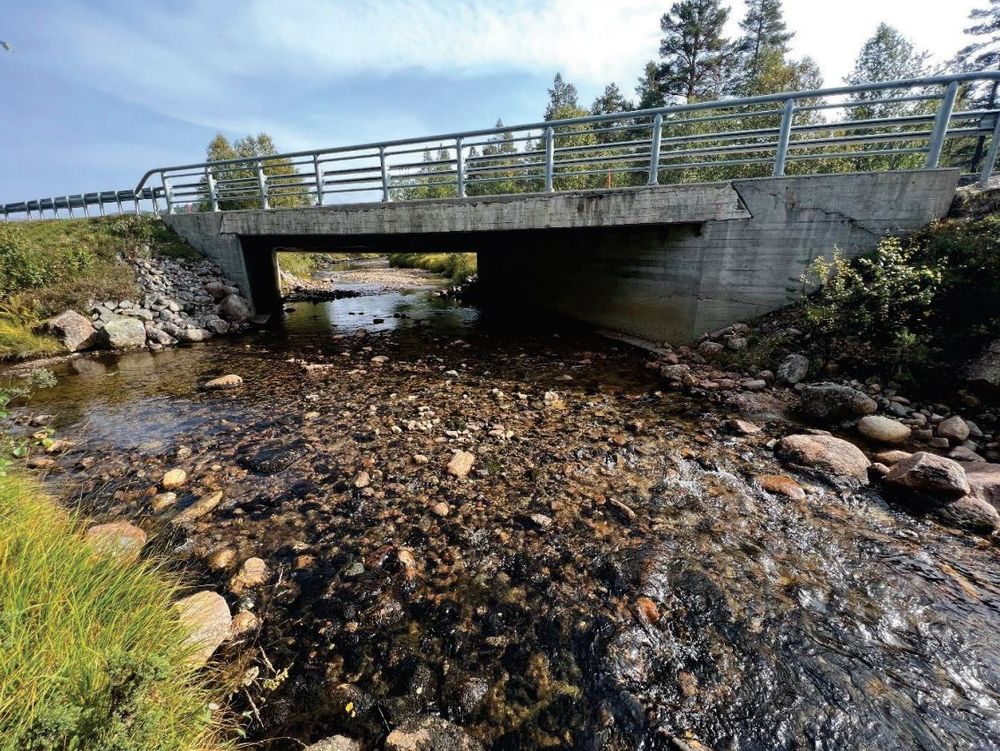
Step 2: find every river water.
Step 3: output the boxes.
[14,262,1000,750]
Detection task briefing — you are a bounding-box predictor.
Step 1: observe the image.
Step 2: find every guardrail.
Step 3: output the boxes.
[5,72,1000,220]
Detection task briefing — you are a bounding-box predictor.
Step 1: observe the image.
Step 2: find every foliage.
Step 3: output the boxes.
[731,0,793,94]
[544,74,580,121]
[658,0,732,101]
[200,132,310,211]
[0,472,225,750]
[635,61,666,109]
[388,253,476,283]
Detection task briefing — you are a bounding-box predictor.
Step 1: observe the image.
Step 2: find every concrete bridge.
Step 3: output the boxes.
[4,73,997,342]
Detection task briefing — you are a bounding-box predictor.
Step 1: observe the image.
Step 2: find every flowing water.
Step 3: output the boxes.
[11,262,1000,750]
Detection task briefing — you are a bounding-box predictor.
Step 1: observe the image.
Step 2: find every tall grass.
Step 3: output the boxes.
[0,473,225,750]
[387,252,477,282]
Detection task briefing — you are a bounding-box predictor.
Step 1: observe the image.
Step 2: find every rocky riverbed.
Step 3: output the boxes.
[7,269,1000,750]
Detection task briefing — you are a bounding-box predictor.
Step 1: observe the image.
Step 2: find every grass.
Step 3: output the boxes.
[388,252,477,282]
[275,251,368,280]
[0,215,198,361]
[0,471,226,751]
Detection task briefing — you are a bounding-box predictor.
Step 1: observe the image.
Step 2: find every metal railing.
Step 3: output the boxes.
[5,72,1000,221]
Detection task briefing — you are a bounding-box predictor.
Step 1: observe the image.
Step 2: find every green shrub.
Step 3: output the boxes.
[0,225,53,298]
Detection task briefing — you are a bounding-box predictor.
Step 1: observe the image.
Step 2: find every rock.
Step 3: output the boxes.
[220,294,252,322]
[207,547,237,571]
[698,340,724,357]
[857,415,911,444]
[174,491,224,524]
[446,451,475,478]
[936,495,1000,533]
[726,419,761,435]
[755,474,806,499]
[98,317,147,350]
[775,434,871,484]
[950,446,985,462]
[370,355,389,366]
[636,596,659,623]
[26,456,56,470]
[384,716,483,751]
[203,374,243,390]
[726,336,748,351]
[42,310,96,352]
[965,339,1000,393]
[528,513,553,530]
[174,591,232,667]
[28,414,54,427]
[162,468,188,490]
[963,462,1000,507]
[884,452,970,500]
[305,737,362,751]
[353,471,371,489]
[875,450,911,465]
[431,502,450,517]
[176,327,211,343]
[84,521,147,558]
[230,557,268,593]
[776,353,809,385]
[798,382,877,423]
[151,491,178,511]
[45,439,72,454]
[205,318,230,335]
[937,415,970,444]
[204,281,229,300]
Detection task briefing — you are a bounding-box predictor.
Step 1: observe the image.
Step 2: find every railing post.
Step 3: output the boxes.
[164,180,175,215]
[456,137,466,198]
[978,111,1000,187]
[926,81,959,168]
[647,114,663,185]
[206,168,219,212]
[380,147,391,202]
[256,161,270,210]
[544,126,555,192]
[313,155,325,206]
[773,99,795,176]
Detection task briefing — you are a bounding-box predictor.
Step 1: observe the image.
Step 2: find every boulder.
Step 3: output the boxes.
[963,462,1000,508]
[175,591,231,667]
[857,415,911,444]
[775,434,871,483]
[220,294,252,322]
[936,495,1000,534]
[42,310,97,351]
[965,339,1000,393]
[884,452,970,500]
[936,415,970,444]
[176,327,212,343]
[798,382,877,423]
[98,317,147,350]
[875,450,911,465]
[776,353,809,385]
[84,521,147,558]
[385,716,483,751]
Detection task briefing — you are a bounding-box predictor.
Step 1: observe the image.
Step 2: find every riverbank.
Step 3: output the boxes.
[388,252,476,283]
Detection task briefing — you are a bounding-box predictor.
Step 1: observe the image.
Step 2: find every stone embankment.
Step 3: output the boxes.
[652,322,1000,535]
[41,256,254,353]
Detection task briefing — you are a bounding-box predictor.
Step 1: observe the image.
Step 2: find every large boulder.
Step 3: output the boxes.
[219,294,252,322]
[84,521,146,558]
[42,310,96,351]
[97,317,147,350]
[963,462,1000,508]
[385,716,483,751]
[798,382,877,423]
[776,354,809,385]
[174,590,231,667]
[884,452,970,500]
[775,434,871,484]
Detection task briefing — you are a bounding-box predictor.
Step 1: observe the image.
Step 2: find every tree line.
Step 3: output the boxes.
[198,0,1000,208]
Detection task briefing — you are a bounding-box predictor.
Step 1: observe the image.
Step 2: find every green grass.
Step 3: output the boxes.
[388,252,477,282]
[0,472,226,751]
[0,215,198,361]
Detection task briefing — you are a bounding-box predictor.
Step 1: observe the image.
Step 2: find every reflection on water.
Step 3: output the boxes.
[281,292,479,335]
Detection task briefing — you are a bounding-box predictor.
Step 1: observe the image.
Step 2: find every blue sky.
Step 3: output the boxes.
[0,0,981,202]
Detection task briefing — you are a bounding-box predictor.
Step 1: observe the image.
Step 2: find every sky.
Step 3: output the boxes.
[0,0,984,202]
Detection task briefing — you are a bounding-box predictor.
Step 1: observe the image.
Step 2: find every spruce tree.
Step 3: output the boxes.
[657,0,732,101]
[955,1,1000,168]
[733,0,793,93]
[545,73,581,120]
[635,61,667,109]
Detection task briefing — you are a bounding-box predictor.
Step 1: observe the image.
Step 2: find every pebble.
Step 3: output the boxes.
[207,548,237,571]
[755,474,806,499]
[174,490,224,524]
[446,451,475,478]
[162,468,188,490]
[230,557,268,593]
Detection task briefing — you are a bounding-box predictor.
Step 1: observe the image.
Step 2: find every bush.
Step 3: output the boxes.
[388,253,477,283]
[0,225,53,298]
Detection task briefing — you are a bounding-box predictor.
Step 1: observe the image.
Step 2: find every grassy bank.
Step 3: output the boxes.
[0,216,197,361]
[388,252,476,282]
[275,251,374,280]
[0,471,225,750]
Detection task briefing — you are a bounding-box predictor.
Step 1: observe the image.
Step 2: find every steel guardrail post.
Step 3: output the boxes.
[207,168,219,212]
[978,111,1000,187]
[648,114,663,185]
[456,137,466,198]
[380,147,391,202]
[773,99,795,176]
[544,126,555,192]
[256,161,269,210]
[313,154,325,206]
[926,81,959,168]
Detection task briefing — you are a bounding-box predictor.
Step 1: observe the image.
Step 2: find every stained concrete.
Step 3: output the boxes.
[163,169,960,342]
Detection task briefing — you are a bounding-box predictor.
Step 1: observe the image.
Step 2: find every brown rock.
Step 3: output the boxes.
[174,491,224,524]
[636,596,659,623]
[151,492,178,511]
[305,737,362,751]
[207,547,237,571]
[884,452,970,499]
[875,450,911,465]
[175,591,231,667]
[202,374,243,390]
[775,434,871,483]
[963,462,1000,507]
[42,310,97,352]
[230,611,261,638]
[353,471,371,489]
[755,474,806,499]
[431,502,450,517]
[385,716,483,751]
[937,416,970,444]
[727,419,761,435]
[446,451,475,478]
[857,415,911,444]
[162,468,188,490]
[229,557,268,593]
[84,521,147,558]
[936,495,1000,534]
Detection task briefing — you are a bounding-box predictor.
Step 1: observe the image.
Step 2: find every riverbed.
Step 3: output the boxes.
[13,261,1000,750]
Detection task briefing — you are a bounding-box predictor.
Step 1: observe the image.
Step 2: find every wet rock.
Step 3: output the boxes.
[45,439,72,454]
[208,547,237,571]
[202,374,243,390]
[230,611,261,638]
[884,452,970,500]
[230,557,268,593]
[857,415,911,444]
[937,416,970,444]
[446,451,475,478]
[175,591,231,667]
[151,491,178,511]
[384,716,483,751]
[635,596,659,623]
[220,294,252,322]
[162,468,188,490]
[84,521,147,558]
[174,491,224,524]
[726,419,761,436]
[98,317,147,350]
[798,382,877,423]
[42,310,96,352]
[775,434,870,484]
[305,737,361,751]
[964,462,1000,507]
[936,495,1000,534]
[777,353,809,385]
[240,442,307,474]
[755,474,806,499]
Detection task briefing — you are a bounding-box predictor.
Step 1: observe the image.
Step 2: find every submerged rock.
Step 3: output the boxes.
[202,374,243,390]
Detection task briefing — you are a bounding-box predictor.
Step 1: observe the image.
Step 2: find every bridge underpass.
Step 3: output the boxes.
[163,169,959,344]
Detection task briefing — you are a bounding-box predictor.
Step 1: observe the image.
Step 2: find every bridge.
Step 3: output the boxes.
[4,73,998,342]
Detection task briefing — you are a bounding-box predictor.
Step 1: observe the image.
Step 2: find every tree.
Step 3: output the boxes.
[466,120,524,195]
[201,132,308,210]
[732,0,793,94]
[590,83,635,145]
[657,0,732,101]
[955,1,1000,169]
[545,73,580,120]
[635,61,667,109]
[397,147,457,200]
[845,23,929,118]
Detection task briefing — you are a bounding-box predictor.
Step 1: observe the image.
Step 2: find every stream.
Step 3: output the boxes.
[13,260,1000,750]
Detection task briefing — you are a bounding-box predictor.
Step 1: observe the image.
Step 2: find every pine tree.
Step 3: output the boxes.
[590,83,635,145]
[545,73,580,120]
[732,0,793,94]
[955,1,1000,168]
[635,61,666,109]
[657,0,732,101]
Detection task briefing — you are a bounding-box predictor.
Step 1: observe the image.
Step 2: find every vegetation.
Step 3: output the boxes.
[200,133,311,211]
[0,215,196,361]
[388,253,476,282]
